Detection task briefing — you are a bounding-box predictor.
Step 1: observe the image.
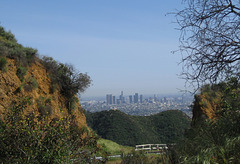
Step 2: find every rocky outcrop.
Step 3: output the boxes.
[191,88,222,126]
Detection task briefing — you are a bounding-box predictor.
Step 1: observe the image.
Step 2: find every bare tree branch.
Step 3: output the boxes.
[175,0,240,91]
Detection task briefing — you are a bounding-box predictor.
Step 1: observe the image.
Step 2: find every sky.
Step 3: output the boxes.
[0,0,186,97]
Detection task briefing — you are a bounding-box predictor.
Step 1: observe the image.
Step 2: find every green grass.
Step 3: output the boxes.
[98,138,134,155]
[98,138,171,163]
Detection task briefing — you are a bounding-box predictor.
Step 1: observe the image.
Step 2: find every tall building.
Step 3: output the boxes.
[129,95,133,104]
[122,97,125,103]
[134,93,138,103]
[140,94,143,103]
[106,94,112,105]
[117,99,121,105]
[112,96,116,104]
[119,91,124,104]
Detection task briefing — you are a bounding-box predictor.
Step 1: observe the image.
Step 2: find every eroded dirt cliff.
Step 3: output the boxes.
[191,87,222,125]
[0,58,87,128]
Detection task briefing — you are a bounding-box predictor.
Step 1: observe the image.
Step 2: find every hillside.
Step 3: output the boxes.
[86,109,191,146]
[0,26,101,163]
[171,78,240,163]
[0,26,90,128]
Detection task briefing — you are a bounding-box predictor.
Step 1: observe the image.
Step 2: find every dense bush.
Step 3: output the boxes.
[0,57,7,72]
[38,105,53,117]
[23,76,38,92]
[42,56,91,96]
[121,151,148,164]
[0,97,101,163]
[67,96,79,114]
[0,27,16,42]
[170,78,240,163]
[16,66,28,81]
[170,113,240,163]
[41,56,91,113]
[36,96,53,117]
[0,26,37,67]
[121,150,173,164]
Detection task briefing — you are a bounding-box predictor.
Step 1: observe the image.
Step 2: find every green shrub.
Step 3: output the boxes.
[45,97,52,104]
[41,56,58,74]
[80,126,89,135]
[24,47,37,65]
[0,57,7,72]
[38,105,53,117]
[0,42,7,56]
[0,98,101,163]
[37,96,52,106]
[171,113,240,164]
[36,96,53,117]
[55,63,91,98]
[16,67,28,81]
[67,96,79,114]
[42,57,91,97]
[50,82,57,93]
[0,27,16,42]
[121,151,148,164]
[42,56,91,112]
[24,77,38,92]
[171,78,240,163]
[0,26,37,67]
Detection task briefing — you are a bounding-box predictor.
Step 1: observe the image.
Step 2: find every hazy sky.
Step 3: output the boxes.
[0,0,186,97]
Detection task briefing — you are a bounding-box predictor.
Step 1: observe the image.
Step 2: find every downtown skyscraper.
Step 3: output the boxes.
[134,93,138,103]
[106,94,112,105]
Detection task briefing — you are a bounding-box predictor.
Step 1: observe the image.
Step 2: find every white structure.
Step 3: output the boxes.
[135,144,168,151]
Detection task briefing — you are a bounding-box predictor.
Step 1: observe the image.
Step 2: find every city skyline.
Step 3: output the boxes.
[0,1,187,97]
[81,91,192,116]
[106,91,144,105]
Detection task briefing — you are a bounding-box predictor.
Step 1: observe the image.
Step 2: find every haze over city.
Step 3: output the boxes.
[0,1,186,97]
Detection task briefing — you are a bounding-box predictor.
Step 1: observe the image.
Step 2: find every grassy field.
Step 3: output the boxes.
[98,138,134,155]
[97,138,168,163]
[97,138,134,163]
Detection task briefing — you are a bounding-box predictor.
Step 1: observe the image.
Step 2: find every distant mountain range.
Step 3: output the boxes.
[86,110,191,146]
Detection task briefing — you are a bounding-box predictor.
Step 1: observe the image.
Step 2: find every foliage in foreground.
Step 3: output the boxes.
[170,78,240,163]
[121,150,171,164]
[0,97,105,163]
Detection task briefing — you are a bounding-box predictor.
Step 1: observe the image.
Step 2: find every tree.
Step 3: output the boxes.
[175,0,240,89]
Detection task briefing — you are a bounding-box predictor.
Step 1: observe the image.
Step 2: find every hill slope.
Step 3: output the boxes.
[86,110,191,146]
[171,79,240,163]
[0,26,101,162]
[0,26,90,128]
